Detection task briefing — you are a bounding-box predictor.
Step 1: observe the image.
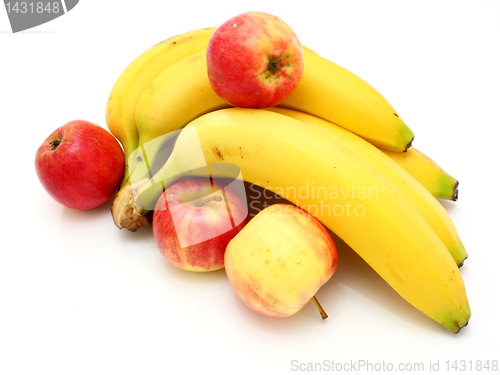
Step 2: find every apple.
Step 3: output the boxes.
[224,204,338,318]
[207,11,304,109]
[153,177,249,272]
[35,120,125,210]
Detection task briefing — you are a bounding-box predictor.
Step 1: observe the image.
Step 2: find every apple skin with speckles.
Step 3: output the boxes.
[224,204,338,318]
[207,11,304,109]
[153,177,249,272]
[35,120,125,210]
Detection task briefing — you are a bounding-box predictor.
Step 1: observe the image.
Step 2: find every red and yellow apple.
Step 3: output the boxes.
[207,11,304,109]
[35,120,125,210]
[153,177,249,272]
[224,204,338,318]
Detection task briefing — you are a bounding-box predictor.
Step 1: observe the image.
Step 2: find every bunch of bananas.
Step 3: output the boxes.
[105,27,469,333]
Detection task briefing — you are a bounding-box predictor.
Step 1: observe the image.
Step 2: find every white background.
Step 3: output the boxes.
[1,1,499,374]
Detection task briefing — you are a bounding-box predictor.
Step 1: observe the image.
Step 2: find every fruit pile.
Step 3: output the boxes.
[34,11,470,334]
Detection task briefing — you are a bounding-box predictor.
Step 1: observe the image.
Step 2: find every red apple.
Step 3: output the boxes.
[153,177,249,272]
[207,11,304,109]
[35,120,125,210]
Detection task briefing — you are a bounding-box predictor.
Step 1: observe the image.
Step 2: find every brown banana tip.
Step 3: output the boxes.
[404,137,414,152]
[454,319,469,334]
[452,181,459,201]
[457,254,467,268]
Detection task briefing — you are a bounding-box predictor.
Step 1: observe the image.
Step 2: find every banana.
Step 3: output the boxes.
[132,50,228,181]
[134,108,469,333]
[382,148,459,201]
[105,27,217,185]
[280,53,414,152]
[133,48,414,176]
[267,107,467,267]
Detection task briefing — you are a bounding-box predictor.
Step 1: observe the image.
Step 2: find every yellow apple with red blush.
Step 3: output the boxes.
[224,204,338,318]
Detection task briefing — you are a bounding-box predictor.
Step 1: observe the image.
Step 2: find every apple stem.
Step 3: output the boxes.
[203,195,223,204]
[312,296,328,320]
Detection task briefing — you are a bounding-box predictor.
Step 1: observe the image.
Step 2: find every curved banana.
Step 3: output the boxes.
[105,27,217,185]
[133,48,414,172]
[280,53,414,152]
[267,107,467,266]
[135,108,469,333]
[382,148,459,201]
[133,50,228,178]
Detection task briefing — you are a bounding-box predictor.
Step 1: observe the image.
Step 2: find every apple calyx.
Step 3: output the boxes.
[312,296,328,320]
[49,138,62,150]
[264,54,291,79]
[267,56,282,75]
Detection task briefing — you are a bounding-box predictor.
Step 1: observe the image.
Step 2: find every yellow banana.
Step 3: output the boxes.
[133,48,414,169]
[133,50,228,177]
[134,108,469,333]
[382,148,459,201]
[105,27,217,185]
[267,107,467,267]
[280,53,414,152]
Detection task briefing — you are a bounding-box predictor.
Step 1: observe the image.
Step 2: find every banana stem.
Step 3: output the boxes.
[110,183,152,231]
[312,296,328,320]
